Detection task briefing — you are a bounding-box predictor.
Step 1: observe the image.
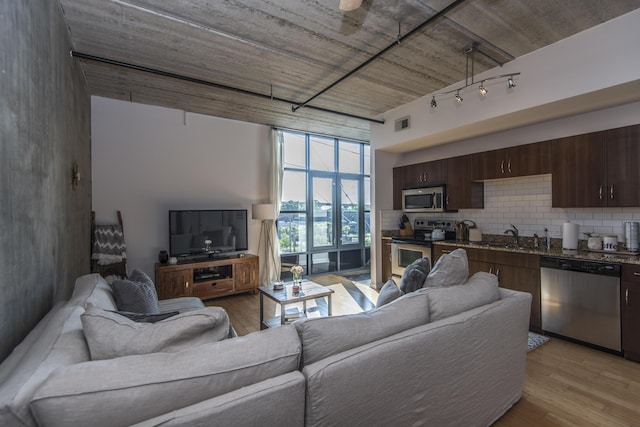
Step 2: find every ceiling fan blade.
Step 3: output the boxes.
[339,0,363,12]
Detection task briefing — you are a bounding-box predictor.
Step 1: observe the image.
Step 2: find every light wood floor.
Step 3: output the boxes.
[209,289,640,427]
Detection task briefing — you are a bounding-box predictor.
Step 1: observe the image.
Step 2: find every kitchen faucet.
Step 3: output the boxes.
[504,224,519,246]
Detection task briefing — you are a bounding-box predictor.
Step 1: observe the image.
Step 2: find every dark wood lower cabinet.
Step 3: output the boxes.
[381,238,392,283]
[622,265,640,362]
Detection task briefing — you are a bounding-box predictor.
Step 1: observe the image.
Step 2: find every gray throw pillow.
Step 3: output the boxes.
[111,278,160,314]
[128,268,158,301]
[376,278,404,307]
[423,248,469,288]
[399,266,427,293]
[81,305,231,360]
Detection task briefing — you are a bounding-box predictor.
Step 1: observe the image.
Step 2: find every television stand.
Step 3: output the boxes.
[155,254,258,301]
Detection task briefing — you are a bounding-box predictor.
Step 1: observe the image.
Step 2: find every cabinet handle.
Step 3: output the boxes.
[610,185,614,200]
[446,195,449,206]
[185,281,189,289]
[500,160,505,174]
[633,272,640,276]
[489,267,493,274]
[507,159,512,173]
[599,185,603,200]
[626,288,629,306]
[442,249,453,254]
[495,268,500,278]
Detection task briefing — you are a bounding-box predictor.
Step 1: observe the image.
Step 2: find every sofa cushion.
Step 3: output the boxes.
[294,290,430,366]
[81,306,230,360]
[111,277,160,314]
[424,271,500,322]
[30,326,302,427]
[0,303,90,427]
[423,248,469,288]
[68,273,117,310]
[376,278,404,307]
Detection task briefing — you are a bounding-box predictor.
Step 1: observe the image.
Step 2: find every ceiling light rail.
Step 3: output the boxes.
[430,42,519,108]
[70,51,384,124]
[429,72,520,108]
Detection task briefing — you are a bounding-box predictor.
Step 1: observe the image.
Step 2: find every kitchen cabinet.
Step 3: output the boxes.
[446,155,484,210]
[381,238,392,282]
[621,265,640,362]
[552,124,640,208]
[471,141,550,181]
[393,159,446,209]
[433,245,541,331]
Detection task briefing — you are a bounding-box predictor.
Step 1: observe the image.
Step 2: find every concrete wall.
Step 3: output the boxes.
[0,1,91,361]
[91,97,270,278]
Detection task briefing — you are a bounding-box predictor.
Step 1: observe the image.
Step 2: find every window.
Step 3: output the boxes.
[277,130,370,279]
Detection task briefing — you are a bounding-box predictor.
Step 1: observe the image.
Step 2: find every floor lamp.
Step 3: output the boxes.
[252,203,276,285]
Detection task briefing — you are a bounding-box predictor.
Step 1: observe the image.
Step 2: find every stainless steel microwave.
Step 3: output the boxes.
[402,186,445,212]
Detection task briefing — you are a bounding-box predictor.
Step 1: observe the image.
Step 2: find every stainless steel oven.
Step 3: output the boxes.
[391,242,432,277]
[391,218,455,277]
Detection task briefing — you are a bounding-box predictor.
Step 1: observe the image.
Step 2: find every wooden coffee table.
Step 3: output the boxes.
[258,280,334,329]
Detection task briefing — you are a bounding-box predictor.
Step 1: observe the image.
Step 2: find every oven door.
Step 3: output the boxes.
[391,243,432,277]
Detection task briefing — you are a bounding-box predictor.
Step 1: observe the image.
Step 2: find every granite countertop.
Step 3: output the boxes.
[434,240,640,265]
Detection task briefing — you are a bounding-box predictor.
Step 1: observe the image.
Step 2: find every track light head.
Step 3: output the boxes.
[455,90,463,103]
[508,76,516,88]
[430,96,437,108]
[479,82,487,95]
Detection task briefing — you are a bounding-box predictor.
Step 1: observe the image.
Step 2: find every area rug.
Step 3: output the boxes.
[528,332,549,352]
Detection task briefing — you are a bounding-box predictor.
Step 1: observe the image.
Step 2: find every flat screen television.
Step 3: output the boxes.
[169,209,248,258]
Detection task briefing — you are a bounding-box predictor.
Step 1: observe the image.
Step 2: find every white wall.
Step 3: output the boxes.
[92,96,271,277]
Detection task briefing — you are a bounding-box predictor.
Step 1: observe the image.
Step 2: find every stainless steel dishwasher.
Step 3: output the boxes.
[540,256,621,352]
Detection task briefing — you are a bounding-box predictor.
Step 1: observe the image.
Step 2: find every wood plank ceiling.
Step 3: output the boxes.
[59,0,640,143]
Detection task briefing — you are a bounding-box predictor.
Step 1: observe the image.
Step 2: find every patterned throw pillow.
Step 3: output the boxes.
[111,277,160,314]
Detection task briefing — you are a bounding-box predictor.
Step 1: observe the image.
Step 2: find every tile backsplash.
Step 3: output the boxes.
[380,174,640,242]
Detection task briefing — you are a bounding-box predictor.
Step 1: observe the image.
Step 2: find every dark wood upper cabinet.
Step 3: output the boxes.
[446,155,484,210]
[393,159,447,210]
[472,141,550,181]
[606,125,640,207]
[552,124,640,208]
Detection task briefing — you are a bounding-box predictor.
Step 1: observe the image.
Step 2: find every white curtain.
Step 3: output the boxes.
[265,128,284,284]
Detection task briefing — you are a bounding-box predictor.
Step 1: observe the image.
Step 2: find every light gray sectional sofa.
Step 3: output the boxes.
[0,253,532,427]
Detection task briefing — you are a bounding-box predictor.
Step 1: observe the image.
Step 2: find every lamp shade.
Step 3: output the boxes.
[252,203,276,220]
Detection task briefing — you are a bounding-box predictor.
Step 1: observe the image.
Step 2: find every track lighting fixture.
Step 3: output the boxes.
[428,42,520,109]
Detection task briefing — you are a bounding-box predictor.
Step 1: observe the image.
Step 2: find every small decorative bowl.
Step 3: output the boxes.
[273,282,284,290]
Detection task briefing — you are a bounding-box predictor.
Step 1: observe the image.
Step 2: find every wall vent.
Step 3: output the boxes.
[394,116,410,132]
